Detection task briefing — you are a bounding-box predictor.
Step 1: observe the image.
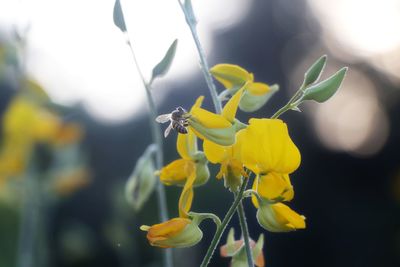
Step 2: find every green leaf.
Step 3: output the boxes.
[303,55,327,87]
[113,0,127,33]
[150,39,178,84]
[302,67,348,103]
[184,0,197,25]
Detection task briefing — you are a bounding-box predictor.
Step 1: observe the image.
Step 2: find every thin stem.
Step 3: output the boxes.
[177,0,222,114]
[200,178,249,267]
[125,39,173,267]
[16,164,39,267]
[236,196,254,267]
[271,84,305,119]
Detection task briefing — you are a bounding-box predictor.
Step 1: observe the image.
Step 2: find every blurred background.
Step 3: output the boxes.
[1,0,400,266]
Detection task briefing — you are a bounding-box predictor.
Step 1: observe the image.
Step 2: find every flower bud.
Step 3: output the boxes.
[220,228,265,267]
[189,115,236,146]
[125,145,157,211]
[140,217,203,248]
[193,157,210,186]
[256,202,306,232]
[210,64,252,94]
[239,84,279,112]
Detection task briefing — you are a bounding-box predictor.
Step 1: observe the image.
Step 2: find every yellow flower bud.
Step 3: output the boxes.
[189,108,236,146]
[256,202,306,232]
[210,64,252,93]
[140,217,203,248]
[239,84,278,113]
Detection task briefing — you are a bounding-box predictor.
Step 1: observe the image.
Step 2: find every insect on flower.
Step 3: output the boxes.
[156,107,191,137]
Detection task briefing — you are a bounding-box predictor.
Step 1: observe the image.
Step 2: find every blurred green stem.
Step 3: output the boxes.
[200,177,249,267]
[16,162,40,267]
[177,0,222,114]
[125,37,173,267]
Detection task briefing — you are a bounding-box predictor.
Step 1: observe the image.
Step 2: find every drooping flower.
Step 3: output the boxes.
[140,217,203,248]
[210,64,278,112]
[256,202,306,232]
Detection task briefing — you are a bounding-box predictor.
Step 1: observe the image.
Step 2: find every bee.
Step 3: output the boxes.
[155,107,190,137]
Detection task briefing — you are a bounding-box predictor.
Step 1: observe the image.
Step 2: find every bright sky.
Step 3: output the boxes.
[0,0,252,123]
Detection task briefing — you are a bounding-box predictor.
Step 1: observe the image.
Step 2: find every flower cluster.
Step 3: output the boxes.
[0,79,90,198]
[140,64,306,249]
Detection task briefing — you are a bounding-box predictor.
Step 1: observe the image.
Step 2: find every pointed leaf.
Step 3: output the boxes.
[303,55,327,87]
[150,39,178,83]
[302,67,348,103]
[113,0,127,33]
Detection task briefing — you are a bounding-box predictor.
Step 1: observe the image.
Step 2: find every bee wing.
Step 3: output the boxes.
[164,123,173,138]
[155,114,171,123]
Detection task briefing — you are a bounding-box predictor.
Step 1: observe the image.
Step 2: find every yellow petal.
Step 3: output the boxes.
[179,169,196,217]
[177,129,197,160]
[203,139,229,164]
[251,175,260,208]
[190,96,204,112]
[257,173,294,202]
[246,82,270,96]
[191,107,232,129]
[210,64,252,89]
[272,203,306,230]
[222,87,244,123]
[240,119,301,174]
[159,159,195,186]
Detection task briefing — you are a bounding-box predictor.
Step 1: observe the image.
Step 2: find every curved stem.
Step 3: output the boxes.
[124,34,173,267]
[271,84,305,119]
[200,178,249,267]
[177,0,222,114]
[236,195,254,267]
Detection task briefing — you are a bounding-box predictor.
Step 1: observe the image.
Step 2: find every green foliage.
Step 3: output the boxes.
[150,39,178,84]
[303,55,327,87]
[302,67,348,103]
[113,0,127,33]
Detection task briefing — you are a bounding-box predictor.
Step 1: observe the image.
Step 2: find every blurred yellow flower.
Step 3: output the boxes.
[52,168,91,197]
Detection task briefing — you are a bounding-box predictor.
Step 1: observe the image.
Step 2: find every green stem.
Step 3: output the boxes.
[177,0,222,114]
[16,164,39,267]
[271,84,305,119]
[236,196,254,267]
[200,178,249,267]
[125,36,173,267]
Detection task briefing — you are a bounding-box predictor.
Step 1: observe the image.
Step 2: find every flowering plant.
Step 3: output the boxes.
[114,0,347,266]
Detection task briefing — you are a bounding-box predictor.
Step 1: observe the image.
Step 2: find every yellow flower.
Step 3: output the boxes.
[237,118,300,203]
[210,64,277,112]
[202,89,248,191]
[140,217,203,248]
[256,202,306,232]
[188,92,244,146]
[52,168,91,197]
